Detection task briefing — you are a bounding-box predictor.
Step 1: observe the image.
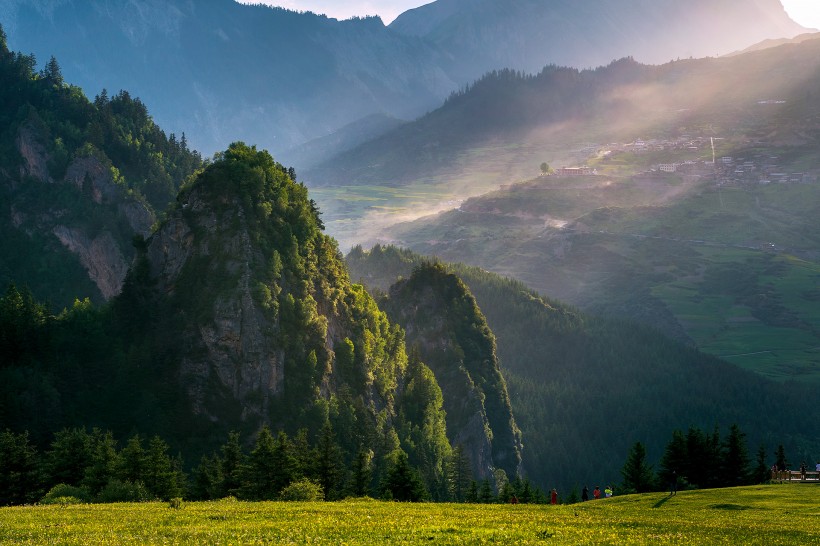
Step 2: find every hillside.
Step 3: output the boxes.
[346,245,820,492]
[0,30,202,308]
[305,36,820,247]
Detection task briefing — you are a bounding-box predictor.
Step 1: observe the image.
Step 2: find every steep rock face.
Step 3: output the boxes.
[52,225,127,299]
[382,262,523,480]
[16,124,52,183]
[146,186,285,420]
[5,125,155,301]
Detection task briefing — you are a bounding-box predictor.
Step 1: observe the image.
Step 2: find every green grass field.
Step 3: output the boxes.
[1,485,818,545]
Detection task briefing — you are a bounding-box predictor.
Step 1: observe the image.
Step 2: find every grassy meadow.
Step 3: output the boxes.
[1,485,818,545]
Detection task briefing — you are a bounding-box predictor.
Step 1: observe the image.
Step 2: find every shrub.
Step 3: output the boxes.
[40,484,91,504]
[279,479,324,502]
[96,479,150,503]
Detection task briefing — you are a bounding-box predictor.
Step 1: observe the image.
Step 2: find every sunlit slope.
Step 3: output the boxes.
[307,36,820,247]
[387,172,820,382]
[2,486,818,545]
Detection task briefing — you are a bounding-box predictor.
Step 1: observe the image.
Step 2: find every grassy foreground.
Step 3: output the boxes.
[1,485,818,545]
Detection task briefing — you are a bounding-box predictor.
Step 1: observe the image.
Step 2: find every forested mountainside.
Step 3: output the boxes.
[379,262,522,481]
[0,0,804,162]
[391,0,805,78]
[0,143,531,502]
[346,245,820,492]
[0,28,202,308]
[306,36,820,188]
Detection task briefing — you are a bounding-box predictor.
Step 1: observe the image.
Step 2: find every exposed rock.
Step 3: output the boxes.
[52,225,129,299]
[64,155,120,204]
[16,125,52,183]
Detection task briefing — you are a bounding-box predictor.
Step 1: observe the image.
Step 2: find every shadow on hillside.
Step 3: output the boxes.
[652,495,673,509]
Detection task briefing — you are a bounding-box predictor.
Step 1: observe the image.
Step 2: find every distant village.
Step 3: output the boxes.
[553,134,818,186]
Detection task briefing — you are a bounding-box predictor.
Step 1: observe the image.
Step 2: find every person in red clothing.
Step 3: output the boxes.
[593,486,601,500]
[550,488,558,505]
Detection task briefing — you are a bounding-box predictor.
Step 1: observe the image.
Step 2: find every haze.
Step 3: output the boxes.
[242,0,820,29]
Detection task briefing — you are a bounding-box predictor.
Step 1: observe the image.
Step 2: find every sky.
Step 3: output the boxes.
[242,0,820,28]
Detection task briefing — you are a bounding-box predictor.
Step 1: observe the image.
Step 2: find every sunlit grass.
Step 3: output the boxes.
[1,486,818,545]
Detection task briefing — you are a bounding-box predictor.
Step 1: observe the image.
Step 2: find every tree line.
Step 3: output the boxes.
[620,423,790,494]
[0,425,554,507]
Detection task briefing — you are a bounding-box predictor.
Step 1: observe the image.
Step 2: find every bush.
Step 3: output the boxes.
[96,479,150,503]
[40,484,91,504]
[279,479,324,501]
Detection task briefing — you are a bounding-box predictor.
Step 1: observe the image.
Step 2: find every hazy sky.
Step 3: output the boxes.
[241,1,820,28]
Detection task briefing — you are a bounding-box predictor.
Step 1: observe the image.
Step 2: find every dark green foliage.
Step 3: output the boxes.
[380,261,522,480]
[722,424,752,487]
[0,429,41,505]
[621,442,655,494]
[753,445,770,484]
[314,422,343,500]
[775,444,788,471]
[447,445,474,502]
[382,450,428,502]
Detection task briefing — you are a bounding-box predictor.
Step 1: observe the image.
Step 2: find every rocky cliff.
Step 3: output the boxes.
[3,123,154,303]
[380,261,523,481]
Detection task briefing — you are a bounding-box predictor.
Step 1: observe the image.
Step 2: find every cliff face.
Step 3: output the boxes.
[382,262,523,481]
[3,124,155,303]
[146,181,285,420]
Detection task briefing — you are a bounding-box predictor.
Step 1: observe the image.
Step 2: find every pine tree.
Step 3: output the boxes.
[81,429,118,495]
[0,429,41,505]
[382,450,428,502]
[721,424,751,487]
[447,445,473,502]
[219,431,244,497]
[46,428,93,488]
[753,444,770,484]
[117,434,146,484]
[620,441,655,493]
[315,422,342,500]
[240,426,278,500]
[658,430,687,488]
[775,444,788,471]
[479,479,495,503]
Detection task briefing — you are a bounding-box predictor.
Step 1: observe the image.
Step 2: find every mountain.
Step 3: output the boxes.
[0,0,456,157]
[0,0,805,161]
[347,244,820,492]
[391,0,806,78]
[0,32,202,308]
[1,140,529,499]
[378,262,522,480]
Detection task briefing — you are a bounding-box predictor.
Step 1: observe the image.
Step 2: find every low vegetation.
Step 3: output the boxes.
[0,486,817,545]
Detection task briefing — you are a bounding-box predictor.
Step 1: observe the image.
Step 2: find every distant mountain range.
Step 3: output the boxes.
[0,0,806,162]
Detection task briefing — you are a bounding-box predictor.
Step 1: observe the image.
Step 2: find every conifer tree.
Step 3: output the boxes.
[621,441,655,493]
[219,431,245,497]
[117,434,146,484]
[315,422,342,500]
[0,429,41,505]
[658,430,687,487]
[82,429,118,495]
[721,424,751,487]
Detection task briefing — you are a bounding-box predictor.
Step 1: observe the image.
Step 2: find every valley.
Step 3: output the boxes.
[2,0,820,515]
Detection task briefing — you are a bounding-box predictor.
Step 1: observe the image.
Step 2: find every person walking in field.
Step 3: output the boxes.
[550,489,558,505]
[800,461,807,481]
[593,486,601,500]
[604,485,613,498]
[669,471,677,496]
[581,486,589,502]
